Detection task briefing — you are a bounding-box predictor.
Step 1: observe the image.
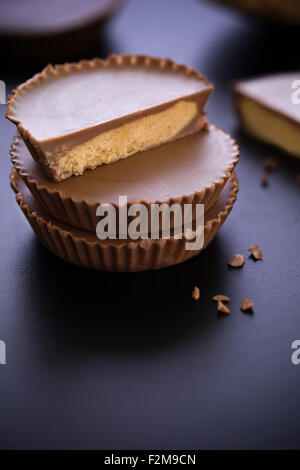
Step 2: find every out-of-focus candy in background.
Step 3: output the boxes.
[233,73,300,160]
[208,0,300,24]
[0,0,122,64]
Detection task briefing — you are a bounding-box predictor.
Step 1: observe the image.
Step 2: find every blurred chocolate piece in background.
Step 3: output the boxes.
[0,0,122,66]
[233,73,300,159]
[208,0,300,24]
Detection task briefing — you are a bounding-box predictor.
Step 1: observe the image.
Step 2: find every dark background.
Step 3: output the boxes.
[0,0,300,450]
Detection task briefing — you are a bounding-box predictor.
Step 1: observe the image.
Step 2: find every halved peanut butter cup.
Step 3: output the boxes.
[11,124,239,232]
[7,55,213,181]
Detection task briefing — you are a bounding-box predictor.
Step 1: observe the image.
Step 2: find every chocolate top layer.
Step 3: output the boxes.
[234,73,300,123]
[0,0,117,35]
[13,124,238,205]
[9,59,211,142]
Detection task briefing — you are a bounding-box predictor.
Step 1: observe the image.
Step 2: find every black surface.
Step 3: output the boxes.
[0,0,300,450]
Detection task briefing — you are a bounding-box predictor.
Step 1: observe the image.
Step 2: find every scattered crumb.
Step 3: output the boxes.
[228,254,245,268]
[297,173,300,185]
[261,171,269,187]
[213,294,230,302]
[264,156,279,172]
[217,300,230,314]
[248,245,263,260]
[192,286,200,301]
[241,298,254,312]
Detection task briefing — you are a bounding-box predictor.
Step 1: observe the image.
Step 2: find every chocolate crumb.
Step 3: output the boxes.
[213,294,230,302]
[248,245,263,260]
[261,171,269,187]
[217,300,230,314]
[241,298,254,312]
[264,156,279,172]
[228,254,245,268]
[192,286,200,301]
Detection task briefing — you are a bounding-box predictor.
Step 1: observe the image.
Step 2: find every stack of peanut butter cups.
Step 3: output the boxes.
[7,55,239,272]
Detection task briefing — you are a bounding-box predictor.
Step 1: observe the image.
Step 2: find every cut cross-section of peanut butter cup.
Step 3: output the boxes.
[6,55,213,181]
[11,124,239,232]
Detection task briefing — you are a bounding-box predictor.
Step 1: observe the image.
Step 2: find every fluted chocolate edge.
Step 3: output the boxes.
[11,169,238,272]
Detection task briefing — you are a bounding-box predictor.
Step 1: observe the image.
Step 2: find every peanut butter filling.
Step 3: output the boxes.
[50,100,201,180]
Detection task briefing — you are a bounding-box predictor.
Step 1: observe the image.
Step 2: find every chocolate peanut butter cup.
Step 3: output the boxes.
[233,73,300,159]
[11,170,238,272]
[11,124,239,232]
[0,0,122,63]
[6,55,213,181]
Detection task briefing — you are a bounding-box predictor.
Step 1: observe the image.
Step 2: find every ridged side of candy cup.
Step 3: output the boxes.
[10,170,238,272]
